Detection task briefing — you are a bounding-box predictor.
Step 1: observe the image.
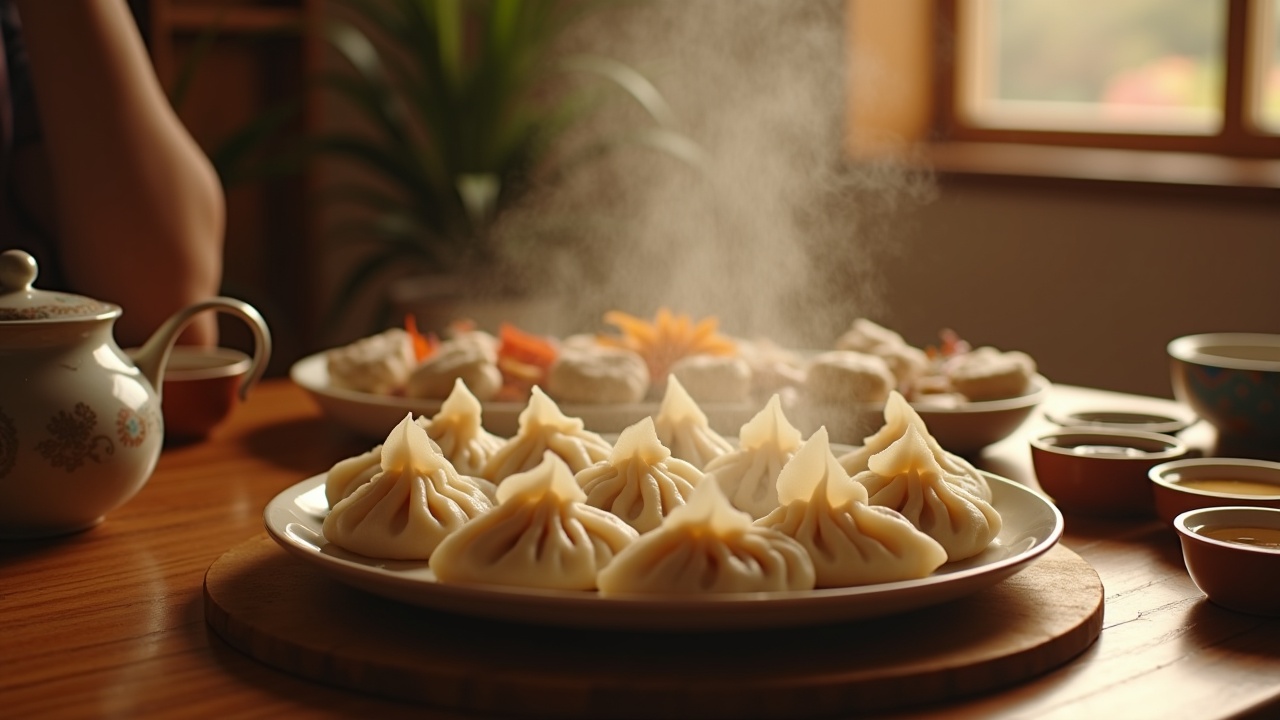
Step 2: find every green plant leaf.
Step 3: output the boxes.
[557,53,677,128]
[432,0,465,88]
[312,0,711,335]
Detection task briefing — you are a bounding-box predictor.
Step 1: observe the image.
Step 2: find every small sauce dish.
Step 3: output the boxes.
[1030,428,1189,517]
[1045,407,1197,436]
[1175,505,1280,616]
[1150,457,1280,526]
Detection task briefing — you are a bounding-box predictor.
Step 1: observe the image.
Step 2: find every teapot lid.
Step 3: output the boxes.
[0,249,119,322]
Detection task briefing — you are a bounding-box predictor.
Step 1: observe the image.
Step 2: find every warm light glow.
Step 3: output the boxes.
[1257,0,1280,132]
[957,0,1226,134]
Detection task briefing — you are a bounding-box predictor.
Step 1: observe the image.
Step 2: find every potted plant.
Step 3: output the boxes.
[316,0,705,337]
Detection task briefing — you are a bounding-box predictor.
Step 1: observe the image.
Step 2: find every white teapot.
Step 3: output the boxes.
[0,249,271,538]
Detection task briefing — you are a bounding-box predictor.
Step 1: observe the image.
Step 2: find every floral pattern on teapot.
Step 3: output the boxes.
[117,406,151,448]
[0,400,160,479]
[36,402,116,472]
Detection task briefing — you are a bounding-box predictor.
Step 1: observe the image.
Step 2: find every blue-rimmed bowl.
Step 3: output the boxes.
[1168,333,1280,444]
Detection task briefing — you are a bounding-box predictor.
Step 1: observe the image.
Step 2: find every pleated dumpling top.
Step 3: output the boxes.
[322,414,494,560]
[702,394,804,519]
[481,386,613,483]
[849,425,1002,562]
[597,474,815,596]
[576,417,703,534]
[430,451,638,590]
[423,378,504,477]
[757,427,947,587]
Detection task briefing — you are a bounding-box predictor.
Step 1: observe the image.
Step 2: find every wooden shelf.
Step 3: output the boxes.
[164,6,306,34]
[146,0,322,375]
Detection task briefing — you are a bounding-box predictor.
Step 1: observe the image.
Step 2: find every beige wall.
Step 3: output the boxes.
[875,181,1280,399]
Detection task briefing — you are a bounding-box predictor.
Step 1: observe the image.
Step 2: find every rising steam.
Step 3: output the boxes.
[491,0,936,347]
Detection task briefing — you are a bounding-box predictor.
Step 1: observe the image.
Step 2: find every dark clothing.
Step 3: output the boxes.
[0,0,64,290]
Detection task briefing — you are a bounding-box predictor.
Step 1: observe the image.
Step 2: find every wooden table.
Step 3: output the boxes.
[3,379,1279,719]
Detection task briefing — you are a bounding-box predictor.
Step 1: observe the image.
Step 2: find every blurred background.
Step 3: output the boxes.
[140,0,1280,398]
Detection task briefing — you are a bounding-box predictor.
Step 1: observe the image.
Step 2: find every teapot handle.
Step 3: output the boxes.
[131,297,273,401]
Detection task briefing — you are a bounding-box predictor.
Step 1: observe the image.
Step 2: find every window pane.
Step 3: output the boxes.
[1261,0,1280,132]
[960,0,1226,134]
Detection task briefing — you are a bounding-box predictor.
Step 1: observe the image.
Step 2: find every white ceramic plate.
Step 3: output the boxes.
[263,472,1063,631]
[291,351,1047,456]
[289,351,757,439]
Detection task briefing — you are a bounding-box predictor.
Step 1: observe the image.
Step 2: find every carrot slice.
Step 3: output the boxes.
[404,314,437,362]
[497,322,558,369]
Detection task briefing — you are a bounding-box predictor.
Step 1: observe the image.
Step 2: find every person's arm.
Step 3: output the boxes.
[14,0,224,347]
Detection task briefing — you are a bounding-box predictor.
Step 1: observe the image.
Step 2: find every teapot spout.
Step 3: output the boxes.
[132,297,272,401]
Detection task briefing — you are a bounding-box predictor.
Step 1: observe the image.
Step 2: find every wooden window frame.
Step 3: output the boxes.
[937,0,1280,158]
[845,0,1280,191]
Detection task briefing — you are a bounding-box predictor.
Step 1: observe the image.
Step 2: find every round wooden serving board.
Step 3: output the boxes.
[204,535,1103,719]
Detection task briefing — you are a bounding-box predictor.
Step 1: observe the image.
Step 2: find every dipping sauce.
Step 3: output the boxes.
[1068,411,1179,426]
[1177,478,1280,496]
[1201,526,1280,549]
[1070,444,1150,458]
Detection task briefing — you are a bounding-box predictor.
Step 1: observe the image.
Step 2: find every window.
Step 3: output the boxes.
[844,0,1280,187]
[1263,1,1280,131]
[940,0,1280,157]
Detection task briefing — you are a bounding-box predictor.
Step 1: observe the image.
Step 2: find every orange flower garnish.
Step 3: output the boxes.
[599,308,736,381]
[404,314,438,362]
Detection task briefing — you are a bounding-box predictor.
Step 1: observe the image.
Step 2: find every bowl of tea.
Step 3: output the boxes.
[1030,428,1189,517]
[1174,505,1280,616]
[1150,458,1280,527]
[159,346,257,442]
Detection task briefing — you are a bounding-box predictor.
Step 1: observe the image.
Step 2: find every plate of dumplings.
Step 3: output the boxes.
[265,378,1063,630]
[294,315,1048,456]
[290,350,759,441]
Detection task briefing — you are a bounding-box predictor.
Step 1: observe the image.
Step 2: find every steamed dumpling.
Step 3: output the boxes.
[668,353,752,403]
[423,378,504,476]
[804,350,896,406]
[946,346,1036,401]
[430,451,639,590]
[597,476,815,596]
[325,328,416,395]
[480,386,613,483]
[834,318,930,390]
[838,391,992,502]
[323,416,440,507]
[545,345,649,404]
[756,427,947,587]
[322,415,494,560]
[324,445,382,508]
[652,375,733,471]
[850,426,1002,561]
[404,337,502,401]
[702,394,803,519]
[576,417,703,533]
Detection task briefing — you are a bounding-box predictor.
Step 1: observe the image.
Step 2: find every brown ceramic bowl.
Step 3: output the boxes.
[798,374,1050,457]
[1150,458,1280,527]
[1044,407,1198,436]
[1030,428,1188,517]
[161,346,254,441]
[1175,505,1280,616]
